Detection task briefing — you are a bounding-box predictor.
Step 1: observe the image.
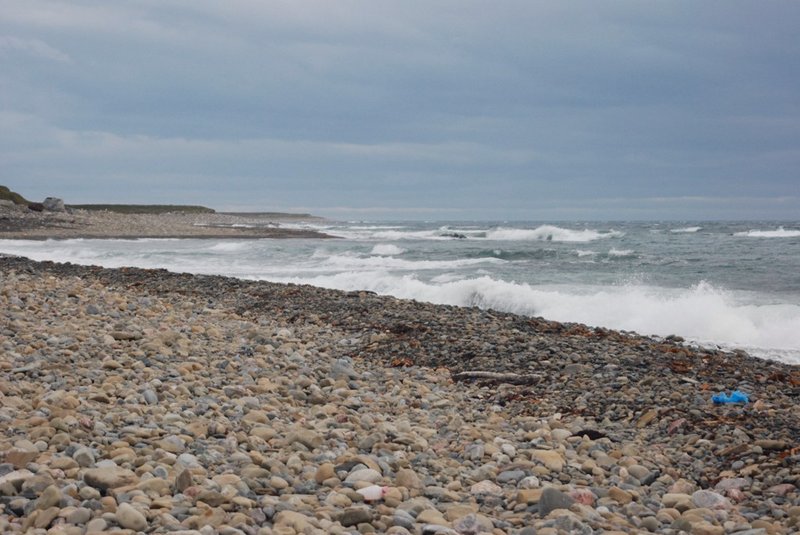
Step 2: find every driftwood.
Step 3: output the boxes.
[452,370,541,385]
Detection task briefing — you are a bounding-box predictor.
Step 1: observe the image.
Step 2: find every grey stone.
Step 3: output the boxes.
[393,509,415,529]
[640,516,660,532]
[42,197,66,212]
[452,514,485,535]
[331,358,358,380]
[73,447,95,468]
[627,464,654,483]
[497,469,526,484]
[691,489,732,510]
[340,506,372,527]
[538,487,575,516]
[143,389,158,404]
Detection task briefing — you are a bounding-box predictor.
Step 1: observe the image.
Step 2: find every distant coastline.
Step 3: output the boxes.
[0,185,333,240]
[67,204,216,214]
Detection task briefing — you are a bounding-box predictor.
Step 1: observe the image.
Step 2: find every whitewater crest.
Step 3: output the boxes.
[371,244,406,256]
[734,227,800,238]
[670,226,702,233]
[325,224,624,242]
[485,225,623,242]
[275,272,800,364]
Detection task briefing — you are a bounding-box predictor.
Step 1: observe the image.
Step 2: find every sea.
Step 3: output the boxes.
[2,220,800,365]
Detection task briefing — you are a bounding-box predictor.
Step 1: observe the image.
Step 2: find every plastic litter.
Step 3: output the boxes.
[356,485,388,501]
[711,390,749,404]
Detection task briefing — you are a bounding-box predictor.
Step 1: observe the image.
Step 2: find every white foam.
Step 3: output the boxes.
[312,224,624,242]
[670,226,702,233]
[575,249,597,257]
[330,228,449,241]
[608,248,635,257]
[266,272,800,363]
[485,225,623,242]
[319,252,505,271]
[734,227,800,238]
[349,225,406,230]
[207,242,249,252]
[370,244,406,256]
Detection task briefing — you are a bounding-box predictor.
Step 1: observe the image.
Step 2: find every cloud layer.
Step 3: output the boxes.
[2,1,799,219]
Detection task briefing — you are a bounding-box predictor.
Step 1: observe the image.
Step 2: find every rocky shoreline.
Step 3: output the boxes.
[1,256,799,534]
[0,204,333,240]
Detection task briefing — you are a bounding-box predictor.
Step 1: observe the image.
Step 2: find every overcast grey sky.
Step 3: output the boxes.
[2,1,798,220]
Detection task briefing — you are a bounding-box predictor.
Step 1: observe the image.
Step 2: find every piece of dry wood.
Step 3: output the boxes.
[452,370,540,384]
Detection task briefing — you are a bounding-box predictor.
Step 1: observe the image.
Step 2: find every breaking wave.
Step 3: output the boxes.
[484,225,623,242]
[268,272,800,363]
[608,248,635,257]
[734,227,800,238]
[370,244,406,256]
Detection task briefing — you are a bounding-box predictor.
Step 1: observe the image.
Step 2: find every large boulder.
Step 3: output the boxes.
[43,197,66,212]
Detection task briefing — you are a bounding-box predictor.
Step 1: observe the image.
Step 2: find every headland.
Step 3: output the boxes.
[0,201,333,240]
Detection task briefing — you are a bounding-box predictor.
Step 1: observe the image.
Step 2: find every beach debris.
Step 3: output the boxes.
[667,418,688,435]
[571,429,608,441]
[711,390,749,404]
[355,484,389,501]
[452,370,540,384]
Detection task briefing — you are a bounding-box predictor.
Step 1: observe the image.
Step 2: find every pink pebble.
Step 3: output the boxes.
[569,488,595,505]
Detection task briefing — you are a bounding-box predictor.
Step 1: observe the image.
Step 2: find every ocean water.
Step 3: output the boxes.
[2,220,800,364]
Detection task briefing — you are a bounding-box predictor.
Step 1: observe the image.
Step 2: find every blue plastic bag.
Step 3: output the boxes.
[712,390,749,404]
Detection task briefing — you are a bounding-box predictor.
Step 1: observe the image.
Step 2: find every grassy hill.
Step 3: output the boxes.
[0,186,31,206]
[2,185,318,218]
[1,185,217,214]
[68,204,216,214]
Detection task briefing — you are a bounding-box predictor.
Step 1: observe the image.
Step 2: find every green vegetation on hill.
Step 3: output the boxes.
[0,186,31,206]
[68,204,216,214]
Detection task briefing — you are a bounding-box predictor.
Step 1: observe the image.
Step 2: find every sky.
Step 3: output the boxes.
[1,1,799,220]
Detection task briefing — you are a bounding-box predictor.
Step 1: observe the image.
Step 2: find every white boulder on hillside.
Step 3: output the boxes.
[43,197,66,212]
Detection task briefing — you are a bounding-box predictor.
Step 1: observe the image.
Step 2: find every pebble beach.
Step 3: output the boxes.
[1,253,799,535]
